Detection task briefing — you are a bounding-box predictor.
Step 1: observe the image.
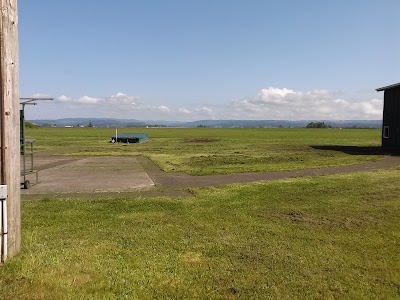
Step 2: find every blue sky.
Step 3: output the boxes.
[19,0,400,121]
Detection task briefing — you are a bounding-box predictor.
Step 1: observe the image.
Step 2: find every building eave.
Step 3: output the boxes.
[376,82,400,92]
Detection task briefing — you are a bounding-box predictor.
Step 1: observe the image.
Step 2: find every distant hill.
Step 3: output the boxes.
[28,118,382,129]
[181,120,382,128]
[29,118,147,128]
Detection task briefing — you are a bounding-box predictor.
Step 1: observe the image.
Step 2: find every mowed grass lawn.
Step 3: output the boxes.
[3,127,397,298]
[1,169,400,299]
[27,127,383,175]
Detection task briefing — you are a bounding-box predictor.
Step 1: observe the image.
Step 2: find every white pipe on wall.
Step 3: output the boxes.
[1,198,7,262]
[0,185,7,263]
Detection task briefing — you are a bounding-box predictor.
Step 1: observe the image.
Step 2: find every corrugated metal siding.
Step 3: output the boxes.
[382,87,400,148]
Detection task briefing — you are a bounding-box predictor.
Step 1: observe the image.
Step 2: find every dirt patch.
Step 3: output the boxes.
[182,137,221,143]
[181,252,203,263]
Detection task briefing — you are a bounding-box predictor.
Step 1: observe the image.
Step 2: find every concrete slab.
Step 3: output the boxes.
[21,156,155,195]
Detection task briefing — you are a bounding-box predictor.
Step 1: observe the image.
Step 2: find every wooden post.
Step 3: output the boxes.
[0,0,20,262]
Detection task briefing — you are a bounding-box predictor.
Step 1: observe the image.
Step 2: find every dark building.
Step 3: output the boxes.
[376,83,400,148]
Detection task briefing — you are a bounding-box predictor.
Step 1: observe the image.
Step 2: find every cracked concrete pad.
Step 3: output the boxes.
[21,156,154,194]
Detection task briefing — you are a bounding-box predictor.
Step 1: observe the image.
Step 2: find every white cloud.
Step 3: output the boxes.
[104,93,141,106]
[230,87,383,120]
[256,87,295,103]
[57,95,72,102]
[28,88,383,121]
[201,107,213,113]
[178,108,191,114]
[55,92,140,107]
[76,96,101,104]
[156,105,170,113]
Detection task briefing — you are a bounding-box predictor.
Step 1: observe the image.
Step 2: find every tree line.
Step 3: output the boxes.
[306,122,331,128]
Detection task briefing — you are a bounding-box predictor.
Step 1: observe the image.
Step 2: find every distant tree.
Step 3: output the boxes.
[88,122,93,128]
[258,124,265,128]
[197,124,207,128]
[306,122,331,128]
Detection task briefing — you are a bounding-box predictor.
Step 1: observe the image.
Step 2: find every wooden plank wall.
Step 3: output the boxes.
[0,0,20,261]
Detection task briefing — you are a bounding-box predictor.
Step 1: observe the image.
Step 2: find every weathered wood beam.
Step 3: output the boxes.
[0,0,20,262]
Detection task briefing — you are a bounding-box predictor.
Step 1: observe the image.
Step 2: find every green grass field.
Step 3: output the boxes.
[1,127,399,299]
[27,127,383,175]
[1,169,400,299]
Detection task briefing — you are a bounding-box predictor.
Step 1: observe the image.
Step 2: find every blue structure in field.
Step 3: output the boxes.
[111,133,148,144]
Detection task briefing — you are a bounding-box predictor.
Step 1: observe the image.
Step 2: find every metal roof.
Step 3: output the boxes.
[111,133,148,139]
[376,82,400,92]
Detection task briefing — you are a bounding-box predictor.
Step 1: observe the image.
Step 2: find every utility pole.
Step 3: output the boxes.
[0,0,20,263]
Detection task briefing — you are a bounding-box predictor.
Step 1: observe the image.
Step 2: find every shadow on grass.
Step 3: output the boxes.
[310,145,400,156]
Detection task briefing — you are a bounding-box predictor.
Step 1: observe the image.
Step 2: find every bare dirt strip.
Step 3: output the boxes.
[136,155,400,187]
[21,155,400,198]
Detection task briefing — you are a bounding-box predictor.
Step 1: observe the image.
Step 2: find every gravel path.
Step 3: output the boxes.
[137,156,400,187]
